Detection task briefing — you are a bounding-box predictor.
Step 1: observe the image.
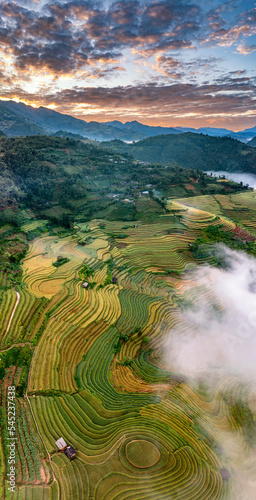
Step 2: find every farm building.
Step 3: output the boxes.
[82,282,88,288]
[65,446,76,459]
[56,438,67,451]
[55,438,76,460]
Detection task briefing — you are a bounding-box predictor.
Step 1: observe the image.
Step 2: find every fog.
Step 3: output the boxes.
[166,245,256,381]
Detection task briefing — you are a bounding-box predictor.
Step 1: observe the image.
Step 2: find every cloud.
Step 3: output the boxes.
[236,43,256,55]
[204,24,256,47]
[164,245,256,381]
[0,0,255,129]
[149,54,181,78]
[0,73,255,129]
[42,77,256,116]
[0,0,254,73]
[0,0,253,83]
[0,0,202,76]
[202,2,256,49]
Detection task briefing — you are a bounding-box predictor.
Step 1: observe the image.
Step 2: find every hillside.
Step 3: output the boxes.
[0,134,246,216]
[102,132,256,173]
[0,100,256,143]
[0,100,144,141]
[248,136,256,147]
[0,134,248,284]
[0,134,256,500]
[0,102,46,137]
[1,190,256,499]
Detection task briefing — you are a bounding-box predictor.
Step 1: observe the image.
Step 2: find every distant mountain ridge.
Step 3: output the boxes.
[104,120,256,142]
[0,101,144,142]
[0,99,255,143]
[101,132,256,174]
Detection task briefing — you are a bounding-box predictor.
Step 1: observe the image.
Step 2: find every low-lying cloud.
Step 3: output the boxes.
[165,245,256,382]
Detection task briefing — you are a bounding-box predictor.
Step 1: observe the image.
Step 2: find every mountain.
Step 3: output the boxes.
[180,126,255,142]
[105,120,256,142]
[104,120,181,138]
[241,126,256,142]
[241,125,256,134]
[52,130,102,146]
[0,102,46,136]
[101,132,256,174]
[105,120,234,138]
[0,101,144,141]
[1,134,242,229]
[248,136,256,147]
[0,100,256,143]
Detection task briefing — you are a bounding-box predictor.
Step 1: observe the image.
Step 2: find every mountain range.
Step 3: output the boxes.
[101,133,256,174]
[0,99,256,143]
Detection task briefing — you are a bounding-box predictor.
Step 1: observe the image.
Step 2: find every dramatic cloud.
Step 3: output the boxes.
[0,0,201,72]
[0,73,255,129]
[0,0,255,128]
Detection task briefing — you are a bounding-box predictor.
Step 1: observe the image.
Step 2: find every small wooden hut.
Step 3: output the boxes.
[65,446,76,459]
[55,438,76,460]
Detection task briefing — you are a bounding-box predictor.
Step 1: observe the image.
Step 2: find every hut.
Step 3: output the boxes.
[82,282,88,288]
[55,438,76,460]
[64,446,76,460]
[55,438,67,451]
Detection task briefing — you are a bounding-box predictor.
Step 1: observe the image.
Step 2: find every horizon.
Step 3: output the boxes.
[0,0,255,130]
[1,97,255,133]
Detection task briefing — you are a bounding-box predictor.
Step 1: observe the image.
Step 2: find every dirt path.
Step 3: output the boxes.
[0,342,33,353]
[3,288,20,341]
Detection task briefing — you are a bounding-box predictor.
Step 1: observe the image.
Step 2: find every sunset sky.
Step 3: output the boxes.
[0,0,256,129]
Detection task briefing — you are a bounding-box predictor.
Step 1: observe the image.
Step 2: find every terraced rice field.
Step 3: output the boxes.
[21,220,48,233]
[1,193,256,499]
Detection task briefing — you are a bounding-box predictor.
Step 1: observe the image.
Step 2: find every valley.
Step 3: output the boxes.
[1,185,256,499]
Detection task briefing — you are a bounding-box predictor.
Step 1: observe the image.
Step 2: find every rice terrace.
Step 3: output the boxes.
[1,145,256,500]
[1,0,256,495]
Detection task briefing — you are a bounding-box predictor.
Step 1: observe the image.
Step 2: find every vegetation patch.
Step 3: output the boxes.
[0,345,33,396]
[126,440,161,468]
[189,224,256,263]
[52,256,70,267]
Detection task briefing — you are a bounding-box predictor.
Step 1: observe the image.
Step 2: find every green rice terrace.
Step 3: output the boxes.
[0,137,256,499]
[1,187,256,500]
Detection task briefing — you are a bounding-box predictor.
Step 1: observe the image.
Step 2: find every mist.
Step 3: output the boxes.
[166,245,256,381]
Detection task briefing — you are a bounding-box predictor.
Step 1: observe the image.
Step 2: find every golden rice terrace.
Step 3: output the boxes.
[1,192,256,500]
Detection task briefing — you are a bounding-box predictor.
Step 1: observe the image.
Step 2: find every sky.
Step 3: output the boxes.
[0,0,256,129]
